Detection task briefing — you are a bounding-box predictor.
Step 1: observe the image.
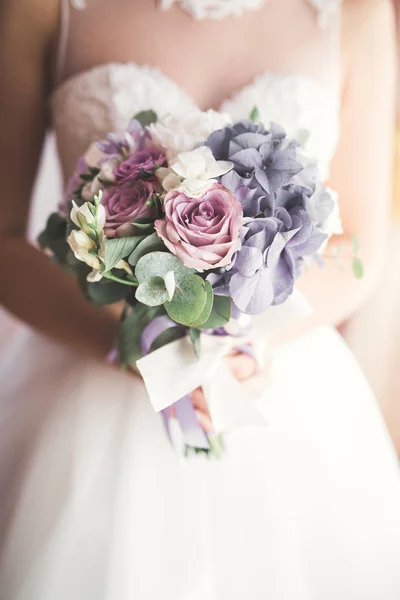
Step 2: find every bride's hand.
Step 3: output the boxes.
[191,350,270,433]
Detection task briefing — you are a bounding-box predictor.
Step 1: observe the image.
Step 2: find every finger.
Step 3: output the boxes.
[195,410,214,433]
[224,353,257,382]
[191,387,209,413]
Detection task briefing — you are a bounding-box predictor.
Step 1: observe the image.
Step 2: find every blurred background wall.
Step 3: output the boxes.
[0,0,400,450]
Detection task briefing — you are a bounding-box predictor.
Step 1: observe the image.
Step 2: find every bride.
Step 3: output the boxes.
[0,0,399,598]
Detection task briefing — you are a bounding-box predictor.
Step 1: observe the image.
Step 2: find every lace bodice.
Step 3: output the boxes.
[51,0,341,184]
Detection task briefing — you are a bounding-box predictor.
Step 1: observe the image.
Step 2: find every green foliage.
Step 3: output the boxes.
[186,280,214,327]
[135,252,194,283]
[133,218,155,232]
[118,304,165,366]
[104,236,146,272]
[135,276,169,306]
[351,235,364,279]
[352,256,364,279]
[165,274,207,325]
[128,232,166,266]
[86,279,129,305]
[189,327,201,359]
[133,110,158,128]
[37,213,76,273]
[249,106,260,123]
[352,236,360,256]
[149,326,185,353]
[198,294,231,329]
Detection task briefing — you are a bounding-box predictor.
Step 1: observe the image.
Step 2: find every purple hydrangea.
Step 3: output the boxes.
[204,121,302,195]
[203,120,338,314]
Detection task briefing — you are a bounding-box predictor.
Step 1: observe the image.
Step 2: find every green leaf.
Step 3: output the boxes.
[165,274,207,325]
[87,280,129,305]
[133,110,158,128]
[249,106,260,123]
[187,280,214,327]
[134,218,155,232]
[135,276,168,306]
[79,172,95,182]
[352,256,364,279]
[38,213,73,269]
[198,294,231,329]
[135,251,194,284]
[149,326,185,353]
[128,232,166,266]
[104,236,145,272]
[352,236,360,256]
[118,304,165,366]
[189,328,201,360]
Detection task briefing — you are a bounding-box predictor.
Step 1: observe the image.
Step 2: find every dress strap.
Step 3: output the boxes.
[55,0,87,85]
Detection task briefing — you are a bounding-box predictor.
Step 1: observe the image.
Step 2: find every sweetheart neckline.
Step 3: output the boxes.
[50,60,335,114]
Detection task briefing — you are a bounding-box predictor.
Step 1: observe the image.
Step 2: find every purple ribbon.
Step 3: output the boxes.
[140,315,210,451]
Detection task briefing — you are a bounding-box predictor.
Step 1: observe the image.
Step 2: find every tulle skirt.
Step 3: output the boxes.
[0,325,400,599]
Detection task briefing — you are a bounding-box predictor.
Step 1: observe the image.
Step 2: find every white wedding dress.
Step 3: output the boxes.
[1,1,400,598]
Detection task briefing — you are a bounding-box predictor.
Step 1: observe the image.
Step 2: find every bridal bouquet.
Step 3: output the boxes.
[39,108,342,456]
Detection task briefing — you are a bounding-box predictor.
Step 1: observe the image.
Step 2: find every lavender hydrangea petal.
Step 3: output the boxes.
[271,249,296,306]
[229,270,274,315]
[234,246,264,277]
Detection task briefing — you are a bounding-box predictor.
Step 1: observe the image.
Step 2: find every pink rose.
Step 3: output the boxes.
[155,184,243,271]
[113,149,167,184]
[101,179,158,238]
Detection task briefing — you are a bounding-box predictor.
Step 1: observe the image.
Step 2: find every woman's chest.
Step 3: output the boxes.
[64,0,328,110]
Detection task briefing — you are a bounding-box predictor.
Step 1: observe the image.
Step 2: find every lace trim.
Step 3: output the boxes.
[51,62,340,184]
[158,0,340,23]
[159,0,265,19]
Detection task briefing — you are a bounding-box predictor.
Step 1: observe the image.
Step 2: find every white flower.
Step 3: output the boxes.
[170,146,232,198]
[156,167,182,192]
[67,229,102,271]
[179,179,215,197]
[148,110,232,160]
[172,146,232,180]
[70,201,106,233]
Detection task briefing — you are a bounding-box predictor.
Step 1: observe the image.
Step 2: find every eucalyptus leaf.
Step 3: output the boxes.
[133,110,158,128]
[128,232,166,266]
[118,304,165,367]
[187,281,214,327]
[165,274,207,325]
[135,251,194,284]
[198,294,231,329]
[104,236,146,272]
[135,276,168,307]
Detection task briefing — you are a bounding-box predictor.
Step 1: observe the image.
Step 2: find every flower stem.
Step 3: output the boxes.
[103,272,138,286]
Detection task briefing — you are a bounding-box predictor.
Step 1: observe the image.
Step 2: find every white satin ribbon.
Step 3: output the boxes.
[136,290,312,434]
